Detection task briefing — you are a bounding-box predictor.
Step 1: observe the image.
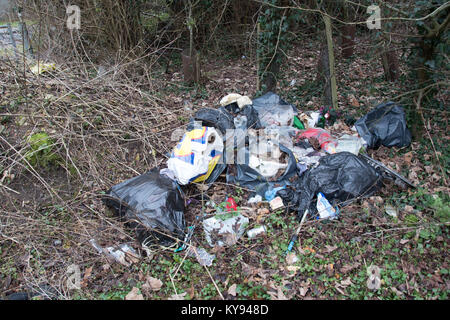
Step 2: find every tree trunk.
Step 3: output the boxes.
[381,49,400,81]
[262,56,280,93]
[324,15,338,110]
[182,48,201,84]
[317,45,332,107]
[409,39,435,138]
[341,24,356,58]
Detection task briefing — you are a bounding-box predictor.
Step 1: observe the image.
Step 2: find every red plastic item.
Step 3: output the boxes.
[226,197,238,212]
[299,128,337,153]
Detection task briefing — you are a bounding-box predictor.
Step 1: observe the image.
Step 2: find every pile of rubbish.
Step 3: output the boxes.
[102,91,415,264]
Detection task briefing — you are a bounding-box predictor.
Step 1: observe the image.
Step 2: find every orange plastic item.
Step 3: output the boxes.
[299,128,337,154]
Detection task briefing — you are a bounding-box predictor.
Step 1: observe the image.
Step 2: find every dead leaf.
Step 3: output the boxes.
[340,277,353,288]
[80,266,93,288]
[324,245,337,253]
[125,287,144,300]
[299,286,309,297]
[286,266,301,273]
[335,286,346,295]
[431,173,440,182]
[143,276,163,291]
[241,261,255,276]
[315,253,325,260]
[349,94,360,107]
[277,287,288,300]
[83,266,93,280]
[400,239,409,245]
[391,287,405,297]
[340,262,361,274]
[370,196,384,204]
[186,285,195,299]
[408,171,419,184]
[228,283,237,297]
[303,246,316,254]
[385,205,398,218]
[432,273,443,284]
[403,152,413,165]
[168,292,187,300]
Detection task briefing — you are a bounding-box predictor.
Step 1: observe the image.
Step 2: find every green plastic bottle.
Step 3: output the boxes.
[293,116,305,129]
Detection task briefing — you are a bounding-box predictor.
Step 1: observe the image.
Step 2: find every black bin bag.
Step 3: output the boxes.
[226,143,298,196]
[355,102,411,149]
[103,168,186,247]
[189,106,235,135]
[278,152,383,218]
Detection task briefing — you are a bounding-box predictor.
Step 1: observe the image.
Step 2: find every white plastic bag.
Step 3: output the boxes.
[335,134,364,155]
[252,92,297,127]
[168,127,223,185]
[316,192,338,220]
[203,213,249,247]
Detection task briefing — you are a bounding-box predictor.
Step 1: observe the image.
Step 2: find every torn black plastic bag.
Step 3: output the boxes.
[355,102,411,149]
[226,143,297,196]
[231,104,262,130]
[189,105,262,184]
[276,187,301,212]
[280,152,382,217]
[191,105,262,134]
[103,168,185,247]
[189,107,235,135]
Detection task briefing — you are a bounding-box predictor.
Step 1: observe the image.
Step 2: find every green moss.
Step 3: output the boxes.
[24,132,61,168]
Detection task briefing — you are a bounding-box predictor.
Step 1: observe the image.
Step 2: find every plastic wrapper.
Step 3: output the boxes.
[335,134,364,155]
[291,146,324,168]
[299,128,337,154]
[167,127,224,185]
[354,102,411,149]
[202,213,249,247]
[265,186,285,201]
[104,168,186,246]
[186,246,215,266]
[299,111,321,128]
[246,128,296,178]
[220,93,252,109]
[264,125,299,150]
[251,91,298,127]
[316,192,338,220]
